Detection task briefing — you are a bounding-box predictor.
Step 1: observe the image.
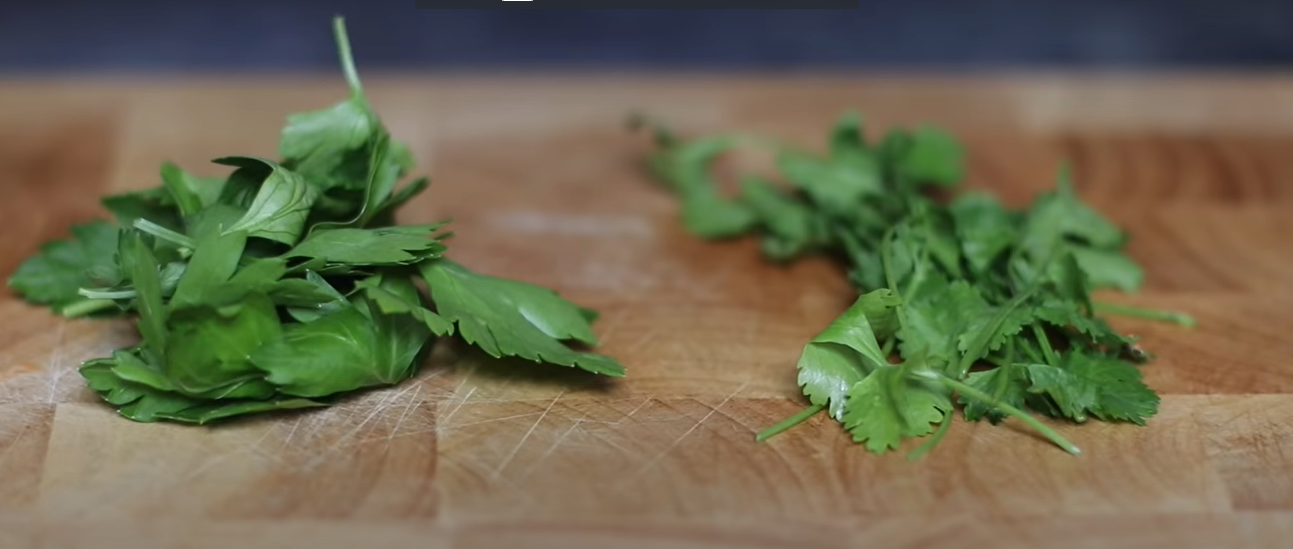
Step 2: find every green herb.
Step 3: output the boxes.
[632,112,1192,457]
[8,17,623,425]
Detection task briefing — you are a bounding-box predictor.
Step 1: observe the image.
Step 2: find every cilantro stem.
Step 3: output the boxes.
[755,404,824,442]
[59,298,117,318]
[1032,323,1058,366]
[332,16,366,99]
[917,370,1081,456]
[1093,302,1196,328]
[906,409,953,461]
[133,219,194,250]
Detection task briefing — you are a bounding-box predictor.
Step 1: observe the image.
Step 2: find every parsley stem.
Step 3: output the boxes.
[59,298,117,318]
[1032,323,1058,366]
[1093,302,1196,328]
[132,219,195,250]
[920,371,1081,456]
[332,16,365,99]
[755,404,824,442]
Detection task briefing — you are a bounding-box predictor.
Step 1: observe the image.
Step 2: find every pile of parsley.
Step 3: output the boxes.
[6,17,623,424]
[632,113,1193,457]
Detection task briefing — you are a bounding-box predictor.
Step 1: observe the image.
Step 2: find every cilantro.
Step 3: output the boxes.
[6,16,624,425]
[635,111,1192,457]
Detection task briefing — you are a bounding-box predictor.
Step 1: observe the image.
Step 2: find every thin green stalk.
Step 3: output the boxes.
[917,370,1081,456]
[1094,302,1196,327]
[906,409,953,461]
[333,16,366,99]
[59,298,117,318]
[78,288,136,300]
[1032,323,1058,366]
[133,219,194,250]
[755,404,825,442]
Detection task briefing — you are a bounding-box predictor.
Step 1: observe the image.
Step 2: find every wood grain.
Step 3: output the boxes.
[1,74,1292,548]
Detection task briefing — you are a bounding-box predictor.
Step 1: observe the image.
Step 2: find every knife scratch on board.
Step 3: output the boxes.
[493,390,564,480]
[623,382,747,483]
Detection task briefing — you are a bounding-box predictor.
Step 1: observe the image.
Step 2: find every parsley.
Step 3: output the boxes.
[7,17,623,424]
[634,111,1192,457]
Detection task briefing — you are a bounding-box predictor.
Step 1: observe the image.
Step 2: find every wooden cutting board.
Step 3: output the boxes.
[1,75,1291,548]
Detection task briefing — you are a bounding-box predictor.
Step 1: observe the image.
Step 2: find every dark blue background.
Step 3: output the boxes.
[3,2,1292,72]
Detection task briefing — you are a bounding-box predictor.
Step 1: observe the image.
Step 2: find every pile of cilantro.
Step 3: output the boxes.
[632,113,1193,457]
[6,17,623,424]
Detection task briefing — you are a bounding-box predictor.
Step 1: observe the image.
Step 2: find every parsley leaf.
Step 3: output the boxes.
[8,221,122,313]
[214,157,320,246]
[420,259,625,377]
[9,16,624,426]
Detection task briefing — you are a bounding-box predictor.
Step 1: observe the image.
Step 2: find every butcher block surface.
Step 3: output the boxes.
[1,74,1292,548]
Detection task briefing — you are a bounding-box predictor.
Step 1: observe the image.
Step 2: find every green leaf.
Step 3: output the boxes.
[1025,352,1159,425]
[739,176,823,261]
[276,17,380,192]
[419,259,623,377]
[81,348,323,424]
[8,221,122,311]
[840,366,952,453]
[960,363,1028,424]
[777,148,882,206]
[897,280,988,369]
[893,125,964,187]
[794,289,902,421]
[1068,247,1144,292]
[160,162,226,218]
[214,157,321,246]
[250,298,430,398]
[100,187,184,233]
[163,292,283,395]
[284,223,450,266]
[120,231,168,358]
[646,134,758,239]
[168,229,249,309]
[949,192,1017,273]
[355,274,454,335]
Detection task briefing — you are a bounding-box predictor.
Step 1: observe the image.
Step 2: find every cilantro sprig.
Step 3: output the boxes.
[8,17,624,424]
[633,113,1192,457]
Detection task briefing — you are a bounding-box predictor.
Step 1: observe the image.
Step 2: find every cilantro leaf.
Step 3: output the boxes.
[1025,352,1159,425]
[960,363,1028,424]
[795,289,902,420]
[840,366,952,453]
[8,220,122,312]
[889,125,964,187]
[419,259,624,377]
[949,192,1017,273]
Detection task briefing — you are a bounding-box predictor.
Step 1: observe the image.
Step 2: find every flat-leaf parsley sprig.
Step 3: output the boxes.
[7,17,624,425]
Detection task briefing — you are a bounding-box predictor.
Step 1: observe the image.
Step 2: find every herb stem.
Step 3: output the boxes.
[919,371,1081,456]
[332,16,365,99]
[78,288,137,300]
[59,298,117,318]
[1032,323,1058,366]
[133,219,195,250]
[755,403,825,442]
[1094,302,1196,327]
[906,409,953,461]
